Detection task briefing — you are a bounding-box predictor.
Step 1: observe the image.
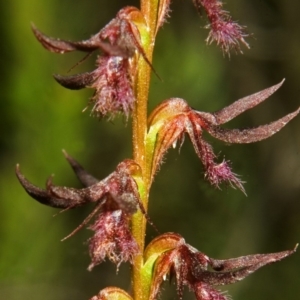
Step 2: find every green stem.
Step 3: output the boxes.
[131,1,159,299]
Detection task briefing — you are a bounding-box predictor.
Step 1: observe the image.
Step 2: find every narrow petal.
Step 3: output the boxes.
[118,19,161,79]
[32,23,100,53]
[63,150,99,187]
[61,202,104,241]
[207,106,300,144]
[213,80,285,125]
[53,71,99,90]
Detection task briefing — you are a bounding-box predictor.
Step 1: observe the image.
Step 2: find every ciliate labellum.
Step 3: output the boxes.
[192,0,249,54]
[16,2,300,300]
[147,80,300,193]
[32,6,152,119]
[16,153,145,269]
[88,208,139,270]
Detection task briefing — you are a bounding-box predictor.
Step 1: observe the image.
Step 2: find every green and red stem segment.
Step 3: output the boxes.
[131,1,160,299]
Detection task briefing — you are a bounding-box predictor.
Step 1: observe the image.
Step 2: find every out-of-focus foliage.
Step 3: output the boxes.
[0,1,299,300]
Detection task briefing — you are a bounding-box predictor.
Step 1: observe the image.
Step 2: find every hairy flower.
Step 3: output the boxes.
[16,153,143,268]
[147,80,300,192]
[193,0,249,54]
[88,208,139,270]
[148,233,297,300]
[32,6,150,119]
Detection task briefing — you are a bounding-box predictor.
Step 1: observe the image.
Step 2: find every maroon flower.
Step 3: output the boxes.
[16,153,143,269]
[192,0,249,54]
[88,208,139,270]
[148,80,300,193]
[32,7,150,119]
[148,233,297,300]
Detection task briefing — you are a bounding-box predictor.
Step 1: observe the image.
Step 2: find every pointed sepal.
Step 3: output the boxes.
[31,23,100,53]
[32,6,157,119]
[146,81,299,193]
[149,234,297,300]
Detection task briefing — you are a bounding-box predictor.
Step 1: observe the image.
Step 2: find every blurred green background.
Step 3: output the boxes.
[1,0,300,299]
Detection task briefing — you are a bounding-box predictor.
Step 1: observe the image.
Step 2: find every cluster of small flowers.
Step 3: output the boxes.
[16,1,300,300]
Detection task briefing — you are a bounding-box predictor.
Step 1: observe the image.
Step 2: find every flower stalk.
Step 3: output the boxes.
[131,1,160,299]
[16,1,299,300]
